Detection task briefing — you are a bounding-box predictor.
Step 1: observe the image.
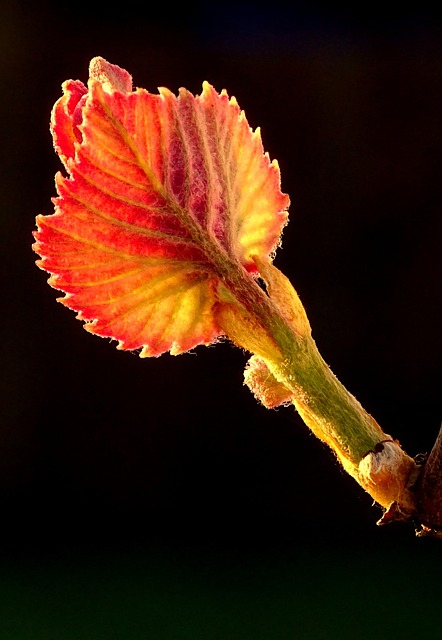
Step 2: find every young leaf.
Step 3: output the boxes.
[34,57,289,356]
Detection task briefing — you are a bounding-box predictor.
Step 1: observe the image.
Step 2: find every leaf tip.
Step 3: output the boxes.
[88,56,133,94]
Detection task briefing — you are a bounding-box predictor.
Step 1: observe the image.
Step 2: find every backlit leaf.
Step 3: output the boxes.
[34,57,289,356]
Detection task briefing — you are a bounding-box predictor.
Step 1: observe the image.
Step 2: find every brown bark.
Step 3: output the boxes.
[416,424,442,538]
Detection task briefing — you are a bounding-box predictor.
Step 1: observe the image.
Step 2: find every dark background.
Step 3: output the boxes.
[1,1,441,638]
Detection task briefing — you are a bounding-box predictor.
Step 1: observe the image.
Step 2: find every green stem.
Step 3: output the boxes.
[217,259,419,512]
[222,261,381,457]
[272,338,383,463]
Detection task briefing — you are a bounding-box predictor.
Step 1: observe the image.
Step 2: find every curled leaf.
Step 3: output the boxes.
[244,356,293,408]
[34,57,289,356]
[253,256,311,338]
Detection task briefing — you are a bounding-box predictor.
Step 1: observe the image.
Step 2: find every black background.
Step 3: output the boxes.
[1,2,441,638]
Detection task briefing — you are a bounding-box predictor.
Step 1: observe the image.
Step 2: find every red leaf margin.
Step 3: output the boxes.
[34,57,290,357]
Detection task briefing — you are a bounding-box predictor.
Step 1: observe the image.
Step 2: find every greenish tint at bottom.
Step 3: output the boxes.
[0,543,440,640]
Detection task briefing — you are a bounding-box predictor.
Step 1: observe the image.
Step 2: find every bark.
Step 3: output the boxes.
[416,424,442,538]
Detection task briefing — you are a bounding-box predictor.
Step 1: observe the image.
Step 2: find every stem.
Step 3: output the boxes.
[217,259,419,514]
[270,336,418,512]
[273,339,382,463]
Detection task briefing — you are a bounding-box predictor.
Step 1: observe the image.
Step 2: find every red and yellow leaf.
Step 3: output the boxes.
[34,57,289,356]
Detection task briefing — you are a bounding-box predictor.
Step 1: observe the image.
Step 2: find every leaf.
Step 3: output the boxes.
[244,356,293,408]
[34,57,289,356]
[252,256,311,339]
